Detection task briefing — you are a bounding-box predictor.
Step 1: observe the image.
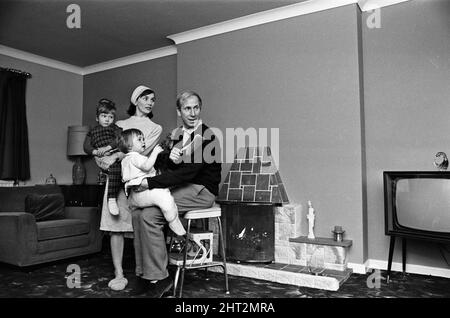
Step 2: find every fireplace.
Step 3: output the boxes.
[217,147,289,263]
[221,204,275,263]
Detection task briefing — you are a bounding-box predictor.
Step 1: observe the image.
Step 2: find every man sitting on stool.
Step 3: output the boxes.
[129,90,221,297]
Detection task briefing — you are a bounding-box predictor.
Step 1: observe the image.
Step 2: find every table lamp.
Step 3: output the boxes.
[67,125,89,185]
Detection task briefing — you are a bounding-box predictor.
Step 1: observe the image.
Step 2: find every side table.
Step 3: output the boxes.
[59,184,104,207]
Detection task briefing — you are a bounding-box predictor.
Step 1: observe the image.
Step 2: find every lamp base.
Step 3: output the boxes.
[72,157,86,185]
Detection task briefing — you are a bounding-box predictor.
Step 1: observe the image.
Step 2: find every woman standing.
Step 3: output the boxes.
[94,85,162,291]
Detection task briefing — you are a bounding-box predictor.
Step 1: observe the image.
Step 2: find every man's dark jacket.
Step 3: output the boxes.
[149,123,221,196]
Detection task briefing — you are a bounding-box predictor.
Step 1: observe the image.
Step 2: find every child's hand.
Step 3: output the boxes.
[153,145,164,155]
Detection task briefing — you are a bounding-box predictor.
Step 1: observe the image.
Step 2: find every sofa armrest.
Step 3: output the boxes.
[0,212,38,264]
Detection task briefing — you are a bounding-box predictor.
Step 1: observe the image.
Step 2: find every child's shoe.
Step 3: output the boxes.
[168,218,186,236]
[108,198,119,215]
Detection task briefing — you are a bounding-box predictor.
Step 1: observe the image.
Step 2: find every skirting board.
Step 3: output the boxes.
[365,259,450,279]
[347,262,367,274]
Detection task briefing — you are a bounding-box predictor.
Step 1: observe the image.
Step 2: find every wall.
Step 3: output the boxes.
[0,54,83,185]
[82,55,177,183]
[363,0,450,268]
[177,5,366,264]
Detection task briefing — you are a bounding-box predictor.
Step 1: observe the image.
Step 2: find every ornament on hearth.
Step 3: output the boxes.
[434,152,449,171]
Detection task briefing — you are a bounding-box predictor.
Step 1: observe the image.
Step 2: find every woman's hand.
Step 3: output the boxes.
[169,147,183,164]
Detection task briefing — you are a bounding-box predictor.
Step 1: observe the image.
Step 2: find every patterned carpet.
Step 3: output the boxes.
[1,239,449,299]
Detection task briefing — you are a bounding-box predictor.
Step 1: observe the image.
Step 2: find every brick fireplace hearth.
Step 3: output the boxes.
[210,203,353,291]
[212,146,353,291]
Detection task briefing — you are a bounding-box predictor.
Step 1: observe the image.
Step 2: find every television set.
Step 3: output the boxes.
[383,171,450,281]
[384,171,450,243]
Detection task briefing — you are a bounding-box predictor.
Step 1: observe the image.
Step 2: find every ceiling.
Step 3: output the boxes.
[0,0,304,67]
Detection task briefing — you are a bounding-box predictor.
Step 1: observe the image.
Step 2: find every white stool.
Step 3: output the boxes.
[169,205,229,298]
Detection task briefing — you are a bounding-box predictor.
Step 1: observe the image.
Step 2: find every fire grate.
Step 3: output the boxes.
[222,204,275,263]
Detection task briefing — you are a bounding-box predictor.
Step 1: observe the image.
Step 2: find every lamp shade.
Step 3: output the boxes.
[67,125,89,156]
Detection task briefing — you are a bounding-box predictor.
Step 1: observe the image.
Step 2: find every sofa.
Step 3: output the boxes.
[0,185,103,267]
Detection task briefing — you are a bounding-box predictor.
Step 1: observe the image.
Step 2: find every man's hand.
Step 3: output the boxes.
[169,147,183,164]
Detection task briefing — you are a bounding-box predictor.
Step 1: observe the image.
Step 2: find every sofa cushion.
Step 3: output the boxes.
[37,235,90,254]
[25,193,65,221]
[37,219,90,241]
[0,185,62,213]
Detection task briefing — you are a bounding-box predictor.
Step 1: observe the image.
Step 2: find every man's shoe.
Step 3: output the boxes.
[130,277,152,296]
[147,276,174,298]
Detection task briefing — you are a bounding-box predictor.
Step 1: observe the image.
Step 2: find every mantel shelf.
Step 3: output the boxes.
[289,236,352,248]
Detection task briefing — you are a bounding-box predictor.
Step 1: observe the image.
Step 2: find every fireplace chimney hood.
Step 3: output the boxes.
[216,146,289,206]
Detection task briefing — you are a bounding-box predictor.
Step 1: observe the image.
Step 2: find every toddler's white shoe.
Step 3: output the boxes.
[108,198,119,215]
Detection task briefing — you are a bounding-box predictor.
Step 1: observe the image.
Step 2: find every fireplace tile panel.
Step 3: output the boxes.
[243,186,256,202]
[256,174,270,190]
[275,171,282,184]
[278,184,289,203]
[217,146,289,204]
[252,160,261,173]
[271,186,281,203]
[228,189,243,201]
[229,171,242,188]
[255,190,271,202]
[241,174,256,185]
[270,175,277,186]
[230,162,240,171]
[240,163,253,171]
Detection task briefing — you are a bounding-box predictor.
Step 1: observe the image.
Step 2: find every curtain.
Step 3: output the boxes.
[0,69,30,181]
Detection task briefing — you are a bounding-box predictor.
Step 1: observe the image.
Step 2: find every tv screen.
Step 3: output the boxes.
[395,178,450,232]
[384,171,450,242]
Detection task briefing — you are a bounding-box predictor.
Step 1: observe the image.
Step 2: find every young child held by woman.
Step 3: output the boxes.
[118,128,186,236]
[83,98,122,215]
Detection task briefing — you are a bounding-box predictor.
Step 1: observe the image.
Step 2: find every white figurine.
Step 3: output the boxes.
[307,200,315,239]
